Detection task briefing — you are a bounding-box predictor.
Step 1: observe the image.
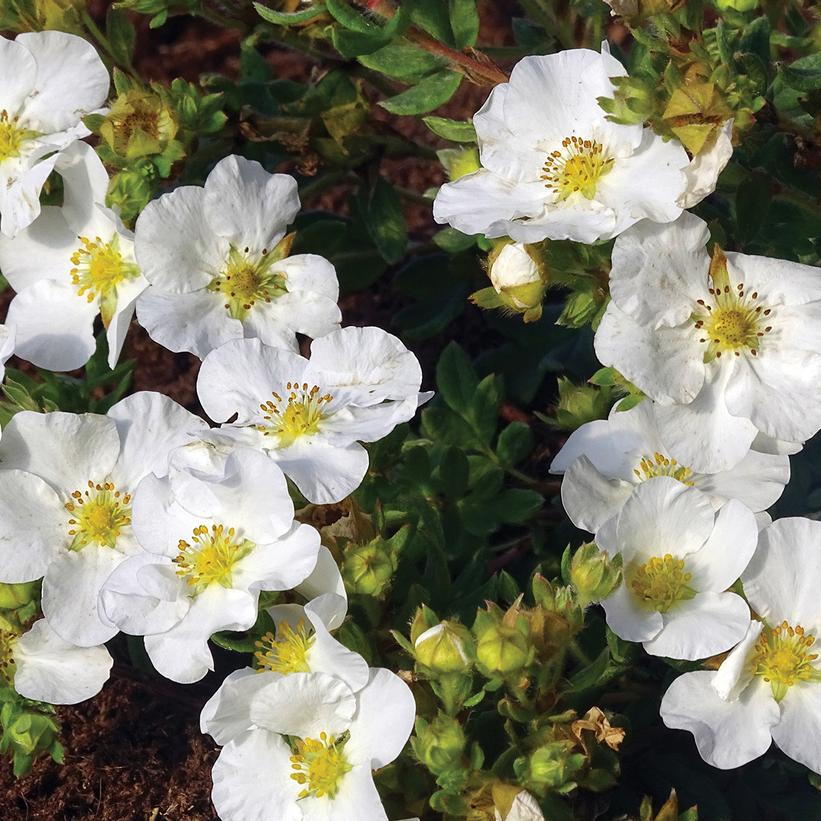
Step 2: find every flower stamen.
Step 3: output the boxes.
[752,620,820,702]
[208,246,287,321]
[541,136,613,201]
[254,620,315,675]
[258,382,332,447]
[290,731,352,800]
[65,480,132,551]
[630,554,696,613]
[173,523,254,594]
[0,110,37,162]
[634,453,694,486]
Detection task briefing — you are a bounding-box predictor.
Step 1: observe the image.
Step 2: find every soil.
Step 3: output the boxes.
[0,2,530,818]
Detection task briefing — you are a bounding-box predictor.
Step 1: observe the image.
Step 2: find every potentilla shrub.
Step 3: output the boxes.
[0,1,819,819]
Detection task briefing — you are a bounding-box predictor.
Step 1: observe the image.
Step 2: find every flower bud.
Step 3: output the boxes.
[519,741,585,791]
[486,242,549,322]
[474,606,533,677]
[438,146,481,181]
[99,87,180,162]
[414,621,475,675]
[548,377,612,431]
[569,543,622,607]
[341,537,397,598]
[411,712,466,775]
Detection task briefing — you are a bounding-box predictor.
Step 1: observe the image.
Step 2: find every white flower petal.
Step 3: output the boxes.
[0,469,63,582]
[272,439,370,505]
[6,279,98,371]
[660,671,778,769]
[296,545,347,607]
[712,619,763,701]
[197,337,307,423]
[242,291,341,346]
[136,287,241,359]
[134,185,227,293]
[0,35,36,113]
[316,764,387,821]
[608,212,710,328]
[249,671,357,738]
[344,667,416,769]
[743,517,821,633]
[726,251,821,307]
[42,546,126,647]
[695,448,789,513]
[643,592,750,660]
[200,668,281,744]
[145,585,258,683]
[203,155,300,252]
[677,119,733,209]
[0,409,120,493]
[131,473,204,558]
[16,31,109,132]
[0,153,59,237]
[686,499,758,592]
[771,685,821,775]
[277,253,339,301]
[211,731,302,821]
[601,582,663,642]
[13,619,112,705]
[234,522,320,592]
[560,456,633,534]
[615,478,714,562]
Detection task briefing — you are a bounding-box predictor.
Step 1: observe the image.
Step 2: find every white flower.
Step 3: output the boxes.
[134,154,341,359]
[196,326,426,504]
[550,397,789,536]
[100,446,321,683]
[0,141,147,371]
[661,517,821,774]
[0,31,109,237]
[432,47,689,244]
[0,323,14,382]
[0,392,208,647]
[595,212,821,471]
[207,668,415,821]
[598,477,755,660]
[201,592,368,745]
[2,618,112,705]
[677,119,734,209]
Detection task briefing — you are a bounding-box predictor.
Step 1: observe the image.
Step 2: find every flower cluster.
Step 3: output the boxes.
[0,29,422,819]
[472,45,821,780]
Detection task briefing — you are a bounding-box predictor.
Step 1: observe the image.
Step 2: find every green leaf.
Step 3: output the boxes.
[253,2,325,25]
[422,115,477,142]
[410,0,454,43]
[566,647,610,693]
[106,7,136,66]
[439,446,470,499]
[784,53,821,92]
[449,0,479,48]
[379,70,462,115]
[436,342,478,415]
[357,177,408,264]
[495,489,543,523]
[736,174,771,245]
[496,421,534,467]
[326,0,377,32]
[359,43,444,81]
[470,374,502,444]
[332,27,392,58]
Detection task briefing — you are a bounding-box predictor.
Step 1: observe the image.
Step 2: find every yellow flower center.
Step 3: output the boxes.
[630,554,696,613]
[173,523,254,594]
[0,629,17,685]
[258,382,333,447]
[290,732,352,800]
[254,620,315,674]
[541,136,614,201]
[65,481,132,551]
[751,620,820,702]
[208,246,287,321]
[0,110,36,162]
[693,282,773,361]
[70,234,141,326]
[634,453,694,486]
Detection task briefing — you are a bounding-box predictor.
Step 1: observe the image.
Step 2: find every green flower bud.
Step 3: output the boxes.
[487,242,549,323]
[414,621,475,675]
[410,604,440,645]
[714,0,758,10]
[547,377,612,432]
[438,146,480,181]
[474,607,533,677]
[411,712,466,775]
[521,741,585,791]
[569,543,622,607]
[341,537,397,598]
